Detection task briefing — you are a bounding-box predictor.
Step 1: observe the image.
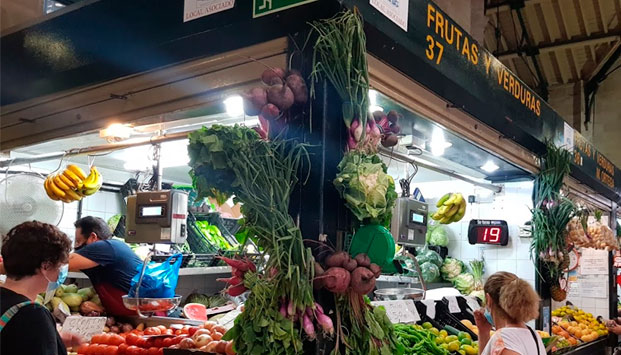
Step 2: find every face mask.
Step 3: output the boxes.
[44,264,68,304]
[484,308,495,328]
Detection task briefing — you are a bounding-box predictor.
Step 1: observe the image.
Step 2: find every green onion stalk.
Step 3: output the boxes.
[530,141,575,282]
[188,125,321,354]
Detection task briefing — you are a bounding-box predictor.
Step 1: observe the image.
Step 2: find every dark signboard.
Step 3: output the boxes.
[346,0,619,202]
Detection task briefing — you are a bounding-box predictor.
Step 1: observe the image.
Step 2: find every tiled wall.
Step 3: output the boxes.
[57,190,125,244]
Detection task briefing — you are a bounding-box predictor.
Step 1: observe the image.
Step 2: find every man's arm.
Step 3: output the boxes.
[68,253,98,271]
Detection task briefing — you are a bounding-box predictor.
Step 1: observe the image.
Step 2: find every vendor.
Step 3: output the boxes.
[69,216,142,316]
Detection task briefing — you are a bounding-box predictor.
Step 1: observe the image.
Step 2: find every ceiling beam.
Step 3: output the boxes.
[496,33,621,59]
[595,0,608,33]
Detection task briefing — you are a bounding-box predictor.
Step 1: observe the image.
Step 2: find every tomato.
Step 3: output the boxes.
[162,337,173,348]
[109,334,125,346]
[144,327,161,336]
[91,334,103,344]
[163,329,173,336]
[136,337,148,349]
[188,326,199,336]
[104,345,119,355]
[157,349,164,355]
[125,346,141,355]
[215,341,228,353]
[76,344,90,354]
[225,340,236,355]
[101,333,113,345]
[118,343,129,355]
[92,344,107,355]
[203,321,217,331]
[211,332,223,341]
[179,327,190,335]
[147,347,160,355]
[156,325,167,332]
[126,334,140,346]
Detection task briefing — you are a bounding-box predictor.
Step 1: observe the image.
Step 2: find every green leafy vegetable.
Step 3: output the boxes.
[429,225,449,247]
[333,151,397,224]
[194,221,233,250]
[453,273,475,295]
[420,262,440,283]
[470,259,485,291]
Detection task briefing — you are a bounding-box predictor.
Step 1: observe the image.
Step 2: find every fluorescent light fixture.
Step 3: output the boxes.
[481,160,500,173]
[240,118,260,127]
[100,123,133,142]
[121,140,189,170]
[429,128,452,156]
[224,95,244,117]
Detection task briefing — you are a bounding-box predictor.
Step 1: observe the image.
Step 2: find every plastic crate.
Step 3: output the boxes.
[187,214,219,254]
[434,301,478,340]
[151,254,192,268]
[195,213,240,248]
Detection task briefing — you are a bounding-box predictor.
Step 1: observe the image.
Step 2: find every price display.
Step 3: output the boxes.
[468,220,509,246]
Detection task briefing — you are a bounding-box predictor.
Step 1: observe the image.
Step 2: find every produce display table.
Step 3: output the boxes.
[558,337,607,355]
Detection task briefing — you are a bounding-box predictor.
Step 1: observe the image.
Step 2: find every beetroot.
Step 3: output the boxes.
[372,110,384,122]
[323,267,351,294]
[260,103,281,120]
[261,68,286,85]
[387,110,401,123]
[354,253,371,268]
[381,134,399,147]
[350,267,376,295]
[242,87,268,116]
[369,263,382,278]
[343,258,358,272]
[285,74,308,104]
[325,251,349,268]
[267,84,295,111]
[390,124,401,134]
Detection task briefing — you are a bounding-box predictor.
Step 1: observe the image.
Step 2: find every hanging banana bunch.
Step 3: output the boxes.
[431,192,467,224]
[44,164,103,203]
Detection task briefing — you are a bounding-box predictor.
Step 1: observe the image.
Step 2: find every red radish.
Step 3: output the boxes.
[354,253,371,268]
[287,299,295,317]
[369,263,382,278]
[279,303,287,317]
[323,267,351,294]
[325,251,349,268]
[245,259,257,272]
[267,84,295,111]
[227,284,247,297]
[302,313,316,339]
[285,74,308,104]
[218,257,249,271]
[261,103,281,120]
[316,312,334,335]
[350,119,363,142]
[232,268,245,278]
[216,276,242,285]
[343,258,358,272]
[350,267,376,295]
[261,68,286,85]
[242,87,268,116]
[253,125,268,140]
[314,303,324,315]
[257,115,270,139]
[347,134,357,150]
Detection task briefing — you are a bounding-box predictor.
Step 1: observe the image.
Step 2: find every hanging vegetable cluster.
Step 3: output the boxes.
[530,142,575,301]
[310,9,403,355]
[242,67,308,139]
[188,125,326,354]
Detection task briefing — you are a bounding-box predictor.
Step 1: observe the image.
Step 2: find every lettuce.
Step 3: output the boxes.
[333,152,398,224]
[429,226,449,247]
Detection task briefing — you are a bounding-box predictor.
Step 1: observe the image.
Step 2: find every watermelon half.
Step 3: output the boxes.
[183,303,207,321]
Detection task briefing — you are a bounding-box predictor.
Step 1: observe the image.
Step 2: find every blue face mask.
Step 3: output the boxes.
[484,308,495,328]
[44,264,68,303]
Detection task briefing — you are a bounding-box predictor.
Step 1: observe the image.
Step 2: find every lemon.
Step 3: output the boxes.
[448,340,460,352]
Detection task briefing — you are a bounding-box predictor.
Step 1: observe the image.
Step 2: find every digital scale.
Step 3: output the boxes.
[125,190,188,244]
[390,197,428,246]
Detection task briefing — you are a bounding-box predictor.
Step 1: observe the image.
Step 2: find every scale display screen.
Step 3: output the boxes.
[410,211,425,224]
[140,205,164,217]
[468,220,509,246]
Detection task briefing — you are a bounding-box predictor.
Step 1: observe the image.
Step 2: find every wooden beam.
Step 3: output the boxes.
[573,0,590,36]
[595,0,608,33]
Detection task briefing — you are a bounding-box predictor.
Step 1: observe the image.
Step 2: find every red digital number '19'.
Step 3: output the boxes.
[483,227,501,243]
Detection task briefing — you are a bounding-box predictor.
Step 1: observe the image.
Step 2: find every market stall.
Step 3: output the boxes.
[1,0,620,354]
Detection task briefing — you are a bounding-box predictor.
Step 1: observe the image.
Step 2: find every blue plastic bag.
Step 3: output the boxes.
[128,254,182,298]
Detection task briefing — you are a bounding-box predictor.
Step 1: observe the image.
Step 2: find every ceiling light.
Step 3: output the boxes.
[100,123,133,142]
[368,90,383,113]
[481,160,500,173]
[224,95,244,117]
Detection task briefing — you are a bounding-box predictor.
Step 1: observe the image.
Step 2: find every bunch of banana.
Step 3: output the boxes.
[44,165,103,203]
[431,192,466,224]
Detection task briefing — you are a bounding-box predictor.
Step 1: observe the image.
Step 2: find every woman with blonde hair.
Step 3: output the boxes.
[474,271,545,355]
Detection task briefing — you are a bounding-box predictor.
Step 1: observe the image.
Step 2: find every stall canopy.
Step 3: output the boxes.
[1,0,619,203]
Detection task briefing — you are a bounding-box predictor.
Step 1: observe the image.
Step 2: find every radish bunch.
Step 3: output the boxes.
[314,251,381,296]
[373,110,402,148]
[278,300,334,340]
[216,256,257,297]
[242,68,308,139]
